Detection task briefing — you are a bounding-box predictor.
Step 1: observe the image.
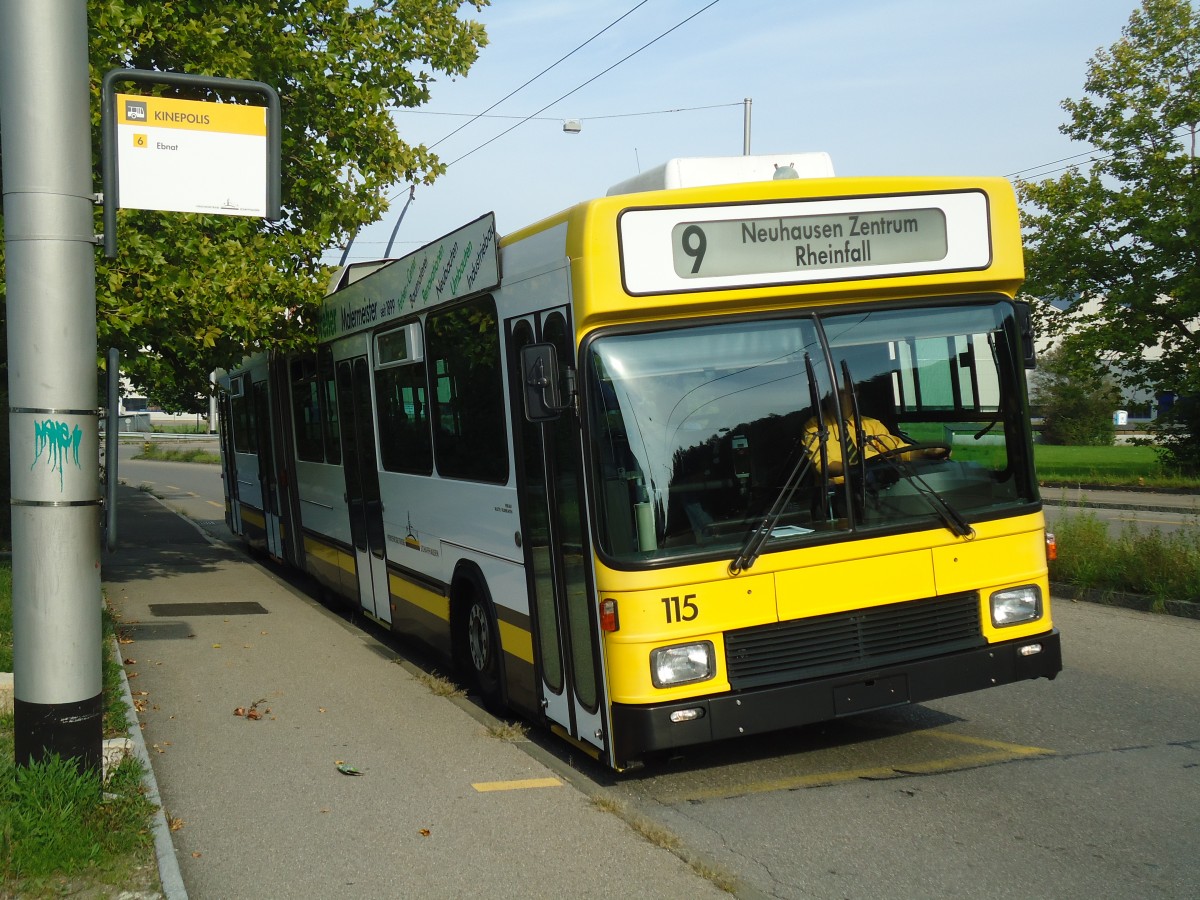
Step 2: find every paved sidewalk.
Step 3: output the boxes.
[1039,485,1200,515]
[103,485,729,900]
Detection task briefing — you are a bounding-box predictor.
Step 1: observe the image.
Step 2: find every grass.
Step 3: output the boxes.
[151,423,209,434]
[1049,510,1200,605]
[0,565,160,896]
[483,720,529,742]
[134,442,220,465]
[414,670,466,698]
[1033,443,1200,489]
[902,423,1199,488]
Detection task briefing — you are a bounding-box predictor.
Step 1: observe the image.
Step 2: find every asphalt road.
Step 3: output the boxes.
[113,441,233,542]
[118,451,1199,899]
[1045,502,1199,537]
[576,598,1200,899]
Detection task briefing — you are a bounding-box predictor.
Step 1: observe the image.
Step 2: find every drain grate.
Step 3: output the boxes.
[149,601,268,617]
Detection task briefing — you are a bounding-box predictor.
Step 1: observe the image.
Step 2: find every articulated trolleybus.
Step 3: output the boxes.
[219,154,1061,769]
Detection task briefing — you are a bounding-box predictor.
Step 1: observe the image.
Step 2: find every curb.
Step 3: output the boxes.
[112,635,189,900]
[1051,582,1200,621]
[1042,497,1200,516]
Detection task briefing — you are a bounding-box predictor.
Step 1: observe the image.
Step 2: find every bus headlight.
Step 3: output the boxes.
[650,641,715,688]
[990,586,1042,627]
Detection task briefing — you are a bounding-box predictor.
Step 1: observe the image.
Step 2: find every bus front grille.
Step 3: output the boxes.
[724,592,984,690]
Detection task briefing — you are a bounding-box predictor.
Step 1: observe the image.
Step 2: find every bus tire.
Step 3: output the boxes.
[460,583,502,710]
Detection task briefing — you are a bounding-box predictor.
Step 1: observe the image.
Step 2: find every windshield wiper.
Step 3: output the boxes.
[839,360,974,540]
[730,354,824,574]
[862,434,975,538]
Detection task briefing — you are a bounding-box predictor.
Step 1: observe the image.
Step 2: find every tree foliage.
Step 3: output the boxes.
[1019,0,1200,442]
[1,0,488,411]
[1029,341,1122,446]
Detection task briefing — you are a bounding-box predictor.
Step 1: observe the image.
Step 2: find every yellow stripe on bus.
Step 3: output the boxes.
[390,574,450,622]
[498,619,534,665]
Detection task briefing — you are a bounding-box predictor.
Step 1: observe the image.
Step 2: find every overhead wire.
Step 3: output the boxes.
[443,0,725,169]
[337,1,726,259]
[1007,123,1198,181]
[426,0,652,152]
[396,100,741,124]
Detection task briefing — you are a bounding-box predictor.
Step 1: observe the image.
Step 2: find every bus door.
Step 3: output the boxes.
[508,307,606,755]
[217,389,240,535]
[333,350,391,624]
[250,375,285,559]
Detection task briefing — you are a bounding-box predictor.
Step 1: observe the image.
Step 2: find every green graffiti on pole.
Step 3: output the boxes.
[32,418,83,491]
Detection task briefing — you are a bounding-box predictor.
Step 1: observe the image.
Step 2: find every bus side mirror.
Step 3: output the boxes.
[1014,300,1037,369]
[520,342,573,421]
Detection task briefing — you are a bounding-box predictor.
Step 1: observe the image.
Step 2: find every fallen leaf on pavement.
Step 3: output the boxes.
[168,816,184,831]
[419,829,430,837]
[336,762,365,776]
[235,698,269,721]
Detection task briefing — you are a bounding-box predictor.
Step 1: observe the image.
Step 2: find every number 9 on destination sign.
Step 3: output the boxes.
[680,224,706,273]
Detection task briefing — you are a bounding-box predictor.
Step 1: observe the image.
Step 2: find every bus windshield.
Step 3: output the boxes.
[586,298,1037,564]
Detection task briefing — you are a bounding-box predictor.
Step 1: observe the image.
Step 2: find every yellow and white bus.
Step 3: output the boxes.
[218,155,1061,769]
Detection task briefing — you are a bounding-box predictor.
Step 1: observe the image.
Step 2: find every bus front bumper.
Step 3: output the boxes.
[610,628,1061,766]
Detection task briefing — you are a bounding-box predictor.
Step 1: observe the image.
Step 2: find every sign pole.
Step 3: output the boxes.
[0,0,103,771]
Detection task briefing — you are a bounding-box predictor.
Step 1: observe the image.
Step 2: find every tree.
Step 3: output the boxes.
[1018,0,1200,461]
[0,1,489,410]
[1029,341,1122,446]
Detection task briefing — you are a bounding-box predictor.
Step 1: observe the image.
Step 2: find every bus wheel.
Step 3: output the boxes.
[464,592,502,708]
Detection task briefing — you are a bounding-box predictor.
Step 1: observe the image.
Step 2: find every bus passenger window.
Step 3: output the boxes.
[375,358,432,476]
[231,377,256,454]
[426,296,508,483]
[318,345,341,465]
[290,354,323,462]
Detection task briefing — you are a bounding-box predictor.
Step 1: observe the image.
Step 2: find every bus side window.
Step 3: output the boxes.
[426,296,509,483]
[318,345,341,465]
[290,354,323,462]
[231,376,256,454]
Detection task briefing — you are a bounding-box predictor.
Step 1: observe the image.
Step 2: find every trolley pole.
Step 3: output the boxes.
[0,0,103,771]
[743,97,752,155]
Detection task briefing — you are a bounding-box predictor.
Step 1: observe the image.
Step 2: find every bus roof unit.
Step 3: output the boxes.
[606,152,835,196]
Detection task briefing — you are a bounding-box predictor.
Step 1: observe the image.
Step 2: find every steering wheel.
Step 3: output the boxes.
[866,441,952,464]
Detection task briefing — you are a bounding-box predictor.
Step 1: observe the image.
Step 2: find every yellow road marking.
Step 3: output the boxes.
[207,500,223,509]
[927,730,1054,757]
[472,777,562,793]
[678,729,1056,801]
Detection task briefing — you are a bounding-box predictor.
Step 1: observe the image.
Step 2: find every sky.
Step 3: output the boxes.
[330,0,1143,266]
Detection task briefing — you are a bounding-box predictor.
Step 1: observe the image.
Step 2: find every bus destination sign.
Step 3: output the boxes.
[671,208,947,278]
[618,190,991,295]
